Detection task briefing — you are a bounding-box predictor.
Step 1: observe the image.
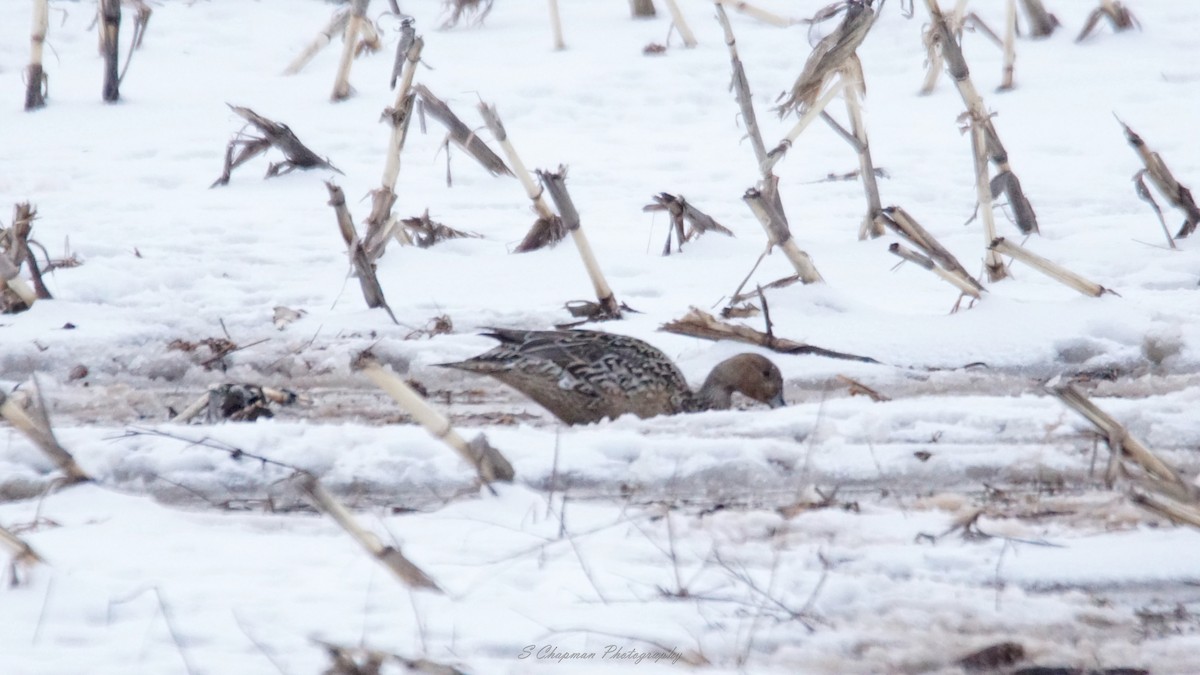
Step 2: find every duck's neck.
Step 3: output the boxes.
[694,370,735,411]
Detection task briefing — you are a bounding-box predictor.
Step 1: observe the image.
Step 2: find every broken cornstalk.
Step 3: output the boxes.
[414,85,511,179]
[99,0,121,102]
[990,238,1114,297]
[1077,0,1139,42]
[283,7,350,75]
[999,0,1016,91]
[212,105,339,187]
[477,102,565,252]
[644,193,733,255]
[879,206,983,299]
[661,0,697,47]
[0,382,90,484]
[4,202,53,302]
[295,472,442,591]
[363,32,424,259]
[1020,0,1059,38]
[0,523,44,572]
[836,60,884,238]
[744,187,823,283]
[353,352,514,484]
[970,117,1008,281]
[331,0,369,101]
[1119,119,1200,238]
[630,0,656,19]
[548,0,565,50]
[538,167,623,319]
[661,307,878,363]
[713,0,795,28]
[325,182,399,323]
[25,0,48,110]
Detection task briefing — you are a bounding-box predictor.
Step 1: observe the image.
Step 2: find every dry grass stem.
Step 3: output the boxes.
[775,2,876,118]
[661,0,698,47]
[100,0,120,102]
[713,0,795,28]
[744,186,823,283]
[354,352,515,484]
[537,167,623,318]
[295,472,443,592]
[1020,0,1060,37]
[477,102,566,252]
[661,307,879,363]
[1119,119,1200,238]
[212,105,338,187]
[414,85,511,178]
[325,181,399,323]
[331,0,369,101]
[25,0,48,110]
[0,384,90,484]
[1077,0,1139,42]
[990,238,1113,297]
[283,7,350,75]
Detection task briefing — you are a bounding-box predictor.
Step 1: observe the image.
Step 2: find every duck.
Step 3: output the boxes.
[438,328,786,425]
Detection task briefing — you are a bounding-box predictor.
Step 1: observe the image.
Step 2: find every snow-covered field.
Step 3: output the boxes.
[3,0,1200,672]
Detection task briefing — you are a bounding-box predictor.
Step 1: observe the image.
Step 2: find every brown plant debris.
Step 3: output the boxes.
[441,0,494,29]
[315,640,466,675]
[414,85,511,179]
[837,375,890,402]
[211,105,339,188]
[661,307,879,363]
[400,210,482,248]
[775,1,877,117]
[325,182,399,324]
[644,193,734,255]
[405,314,454,340]
[1119,119,1200,238]
[958,641,1026,671]
[537,167,623,319]
[171,384,304,424]
[1020,0,1060,38]
[1077,0,1140,42]
[1,203,53,313]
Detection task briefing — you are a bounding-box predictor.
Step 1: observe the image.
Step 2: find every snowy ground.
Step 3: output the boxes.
[3,0,1200,672]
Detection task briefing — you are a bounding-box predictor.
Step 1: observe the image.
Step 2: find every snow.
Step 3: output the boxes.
[2,0,1200,672]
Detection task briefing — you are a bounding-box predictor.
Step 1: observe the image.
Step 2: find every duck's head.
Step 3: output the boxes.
[700,353,786,410]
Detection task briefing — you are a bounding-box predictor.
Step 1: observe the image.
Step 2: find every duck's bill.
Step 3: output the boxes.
[767,392,787,409]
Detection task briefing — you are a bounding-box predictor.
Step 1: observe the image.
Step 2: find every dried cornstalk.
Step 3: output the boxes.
[661,307,878,363]
[1051,382,1196,502]
[548,0,565,50]
[775,1,876,117]
[538,168,623,319]
[889,243,982,298]
[25,0,48,110]
[414,85,511,178]
[999,0,1016,91]
[927,0,1039,236]
[763,79,847,175]
[0,384,90,484]
[331,0,369,101]
[880,206,980,290]
[477,103,565,252]
[126,0,152,50]
[353,353,514,483]
[325,182,399,323]
[316,641,467,675]
[838,60,884,238]
[295,472,442,591]
[363,30,423,259]
[970,119,1008,281]
[644,193,733,254]
[3,203,53,303]
[283,7,350,75]
[442,0,494,29]
[744,187,823,284]
[0,523,44,569]
[1119,120,1200,238]
[1020,0,1059,38]
[714,0,794,28]
[1132,491,1200,530]
[400,210,481,248]
[211,105,338,187]
[661,0,697,47]
[715,5,768,169]
[1077,0,1139,42]
[99,0,120,102]
[990,238,1113,297]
